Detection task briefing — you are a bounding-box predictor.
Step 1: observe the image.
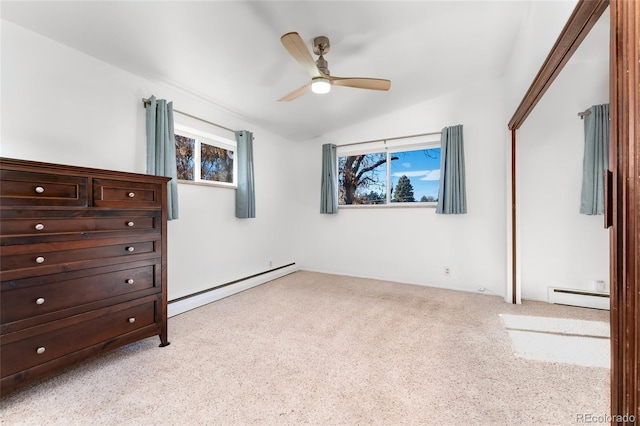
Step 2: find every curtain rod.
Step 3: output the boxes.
[337,131,442,148]
[578,109,591,119]
[142,98,235,134]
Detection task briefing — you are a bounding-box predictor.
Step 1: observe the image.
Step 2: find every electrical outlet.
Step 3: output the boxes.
[444,267,451,277]
[269,261,273,268]
[595,280,606,292]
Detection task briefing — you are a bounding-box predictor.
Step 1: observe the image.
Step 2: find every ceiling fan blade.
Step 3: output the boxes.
[277,82,311,102]
[281,32,321,78]
[329,77,391,91]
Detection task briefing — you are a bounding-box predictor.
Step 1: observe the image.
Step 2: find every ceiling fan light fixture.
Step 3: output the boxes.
[311,77,331,94]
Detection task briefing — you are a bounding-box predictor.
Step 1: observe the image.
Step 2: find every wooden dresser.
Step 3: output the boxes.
[0,157,170,396]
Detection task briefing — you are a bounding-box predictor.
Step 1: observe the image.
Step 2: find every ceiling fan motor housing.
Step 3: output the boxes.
[316,56,330,75]
[313,36,330,55]
[313,36,331,75]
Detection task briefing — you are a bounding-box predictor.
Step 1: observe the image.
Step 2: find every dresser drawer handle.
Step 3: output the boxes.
[126,279,135,284]
[35,297,45,305]
[128,192,135,198]
[128,317,136,324]
[35,223,45,231]
[35,186,45,194]
[126,246,135,252]
[126,221,135,227]
[35,256,45,264]
[36,347,46,355]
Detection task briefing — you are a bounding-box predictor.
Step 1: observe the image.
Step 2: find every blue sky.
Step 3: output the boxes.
[391,148,441,200]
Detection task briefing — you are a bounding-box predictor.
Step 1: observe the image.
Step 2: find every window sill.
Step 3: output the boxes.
[177,180,237,190]
[339,203,437,209]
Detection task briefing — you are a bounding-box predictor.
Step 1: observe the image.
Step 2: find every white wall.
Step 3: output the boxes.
[502,0,578,114]
[293,79,509,296]
[1,21,297,300]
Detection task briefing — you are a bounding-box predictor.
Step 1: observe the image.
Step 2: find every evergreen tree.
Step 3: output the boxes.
[392,175,415,202]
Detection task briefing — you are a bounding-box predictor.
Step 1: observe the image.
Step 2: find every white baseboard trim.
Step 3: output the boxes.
[547,287,610,310]
[168,264,298,317]
[298,267,504,299]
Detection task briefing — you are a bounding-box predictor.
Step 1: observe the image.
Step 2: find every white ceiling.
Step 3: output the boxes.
[2,1,563,141]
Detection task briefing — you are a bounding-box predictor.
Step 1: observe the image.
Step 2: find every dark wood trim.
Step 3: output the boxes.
[511,129,517,304]
[609,0,622,415]
[605,169,614,228]
[609,0,639,423]
[508,0,609,130]
[0,157,165,184]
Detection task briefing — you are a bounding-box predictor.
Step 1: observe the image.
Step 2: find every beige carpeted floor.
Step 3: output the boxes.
[0,271,610,425]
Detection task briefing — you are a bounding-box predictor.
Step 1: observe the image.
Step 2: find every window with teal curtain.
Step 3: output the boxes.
[580,103,609,215]
[320,143,338,214]
[145,95,179,220]
[235,130,255,218]
[436,124,467,214]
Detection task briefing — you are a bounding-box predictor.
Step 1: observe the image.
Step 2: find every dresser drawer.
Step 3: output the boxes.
[0,239,158,273]
[1,264,158,325]
[0,170,88,207]
[0,215,158,237]
[0,300,157,377]
[93,179,163,208]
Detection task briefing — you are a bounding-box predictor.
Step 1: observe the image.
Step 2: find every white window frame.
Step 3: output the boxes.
[174,123,237,189]
[336,137,441,208]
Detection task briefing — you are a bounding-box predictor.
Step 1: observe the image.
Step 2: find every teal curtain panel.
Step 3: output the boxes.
[145,95,179,220]
[436,124,467,214]
[580,103,609,215]
[235,130,256,218]
[320,143,338,214]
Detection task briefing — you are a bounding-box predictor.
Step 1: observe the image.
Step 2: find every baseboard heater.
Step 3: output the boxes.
[167,263,297,317]
[547,287,610,310]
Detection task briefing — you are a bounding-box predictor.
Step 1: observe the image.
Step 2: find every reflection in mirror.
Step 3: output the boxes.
[516,7,610,303]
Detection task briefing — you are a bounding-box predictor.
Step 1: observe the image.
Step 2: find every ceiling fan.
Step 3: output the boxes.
[278,32,391,102]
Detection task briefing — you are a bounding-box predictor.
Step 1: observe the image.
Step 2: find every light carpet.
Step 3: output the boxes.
[500,314,610,368]
[0,271,610,425]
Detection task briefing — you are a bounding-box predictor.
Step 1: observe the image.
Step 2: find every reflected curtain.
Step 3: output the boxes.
[580,103,609,215]
[145,95,179,220]
[320,143,338,214]
[235,130,255,218]
[436,124,467,214]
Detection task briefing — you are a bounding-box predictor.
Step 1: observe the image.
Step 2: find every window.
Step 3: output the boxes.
[390,147,440,203]
[338,140,440,206]
[174,124,237,188]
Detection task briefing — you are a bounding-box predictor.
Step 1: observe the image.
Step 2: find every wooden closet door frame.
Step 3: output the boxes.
[610,0,638,422]
[507,0,638,422]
